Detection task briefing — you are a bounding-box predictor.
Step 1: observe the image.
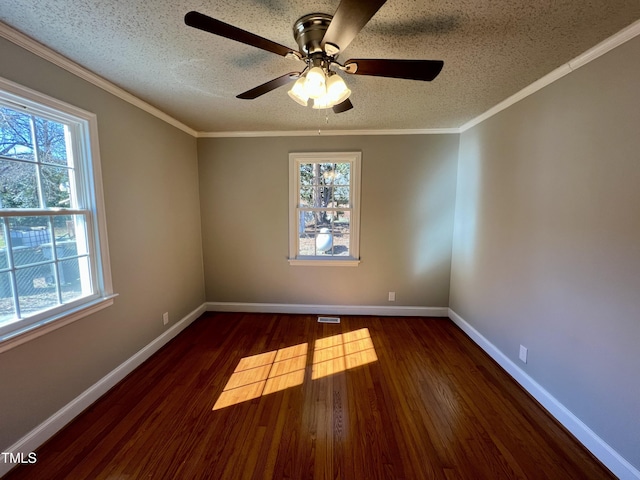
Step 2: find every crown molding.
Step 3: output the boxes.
[460,19,640,132]
[569,18,640,70]
[459,64,573,132]
[0,22,197,137]
[197,127,460,138]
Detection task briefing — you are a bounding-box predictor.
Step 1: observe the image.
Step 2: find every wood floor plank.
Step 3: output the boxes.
[3,313,615,480]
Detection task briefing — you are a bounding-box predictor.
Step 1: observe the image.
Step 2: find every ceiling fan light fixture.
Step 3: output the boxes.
[326,74,351,105]
[312,95,332,109]
[305,66,327,99]
[288,76,309,106]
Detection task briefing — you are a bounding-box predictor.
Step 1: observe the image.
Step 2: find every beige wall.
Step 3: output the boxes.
[450,36,640,468]
[0,38,205,449]
[198,134,459,307]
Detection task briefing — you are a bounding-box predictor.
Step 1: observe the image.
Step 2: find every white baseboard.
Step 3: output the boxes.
[0,303,207,478]
[207,301,449,317]
[448,308,640,480]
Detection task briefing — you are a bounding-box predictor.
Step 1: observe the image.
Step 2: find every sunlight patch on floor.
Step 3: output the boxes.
[212,328,378,410]
[312,328,377,380]
[212,343,308,410]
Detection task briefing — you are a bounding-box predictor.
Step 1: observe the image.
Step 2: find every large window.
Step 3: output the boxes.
[289,152,361,266]
[0,77,113,350]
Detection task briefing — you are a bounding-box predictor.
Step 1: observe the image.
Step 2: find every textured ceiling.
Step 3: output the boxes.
[1,1,639,133]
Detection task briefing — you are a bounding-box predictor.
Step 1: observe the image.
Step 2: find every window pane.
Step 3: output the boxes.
[0,224,7,269]
[9,217,53,266]
[298,211,316,256]
[59,257,80,286]
[299,187,313,207]
[53,215,88,257]
[335,209,351,227]
[299,163,314,185]
[0,107,35,161]
[316,226,334,256]
[312,185,332,209]
[333,216,351,256]
[16,263,58,317]
[334,163,350,185]
[0,271,15,326]
[42,165,73,207]
[322,185,335,207]
[301,209,332,231]
[35,117,70,166]
[333,186,350,208]
[319,163,337,185]
[299,211,314,231]
[0,159,39,209]
[61,256,91,303]
[299,233,316,256]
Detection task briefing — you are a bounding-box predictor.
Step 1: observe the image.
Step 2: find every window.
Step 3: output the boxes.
[0,77,113,350]
[289,152,361,266]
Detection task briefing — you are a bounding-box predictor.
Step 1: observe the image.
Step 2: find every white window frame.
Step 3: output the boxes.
[0,76,115,353]
[288,151,361,266]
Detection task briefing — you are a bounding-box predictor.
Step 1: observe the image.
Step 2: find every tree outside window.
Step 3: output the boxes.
[289,152,361,266]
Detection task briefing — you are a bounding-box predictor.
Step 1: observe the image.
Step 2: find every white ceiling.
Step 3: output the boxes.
[1,1,639,133]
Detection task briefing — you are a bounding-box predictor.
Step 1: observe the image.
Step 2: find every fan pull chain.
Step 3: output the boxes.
[316,105,331,135]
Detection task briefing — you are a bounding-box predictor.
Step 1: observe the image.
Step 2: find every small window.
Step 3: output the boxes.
[289,152,361,266]
[0,77,114,350]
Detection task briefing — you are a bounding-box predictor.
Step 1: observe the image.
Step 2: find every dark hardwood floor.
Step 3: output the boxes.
[4,313,614,479]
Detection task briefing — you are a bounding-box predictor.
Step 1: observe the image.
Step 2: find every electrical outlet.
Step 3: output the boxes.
[162,312,169,326]
[519,345,528,363]
[388,292,396,302]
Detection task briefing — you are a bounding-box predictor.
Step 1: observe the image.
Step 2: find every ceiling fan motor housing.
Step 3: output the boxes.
[293,13,334,56]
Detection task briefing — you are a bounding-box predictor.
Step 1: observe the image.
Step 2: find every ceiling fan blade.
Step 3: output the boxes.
[344,59,444,81]
[321,0,387,52]
[332,98,353,114]
[236,72,302,99]
[185,11,294,57]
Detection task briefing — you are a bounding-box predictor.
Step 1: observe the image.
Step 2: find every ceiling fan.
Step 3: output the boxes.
[184,0,444,114]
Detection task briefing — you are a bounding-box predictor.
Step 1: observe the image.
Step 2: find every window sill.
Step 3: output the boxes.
[0,294,118,354]
[288,258,361,267]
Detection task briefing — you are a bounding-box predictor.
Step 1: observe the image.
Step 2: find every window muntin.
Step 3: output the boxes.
[0,78,113,345]
[289,152,361,265]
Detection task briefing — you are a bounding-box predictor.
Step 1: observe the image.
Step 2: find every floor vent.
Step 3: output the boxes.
[318,316,341,324]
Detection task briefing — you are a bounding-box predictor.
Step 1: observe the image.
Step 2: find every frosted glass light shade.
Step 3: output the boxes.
[288,77,309,106]
[288,68,352,109]
[305,67,327,99]
[312,95,332,109]
[326,75,351,105]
